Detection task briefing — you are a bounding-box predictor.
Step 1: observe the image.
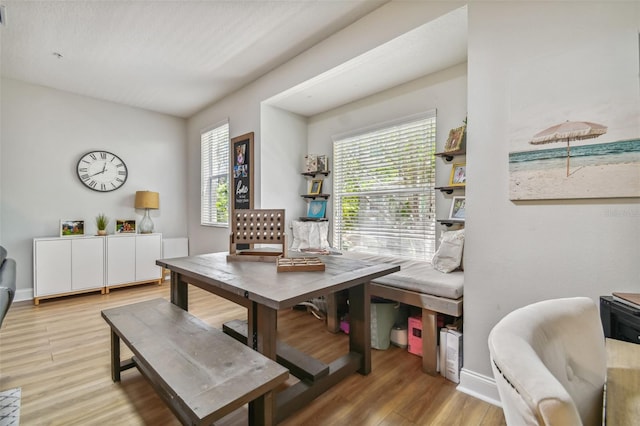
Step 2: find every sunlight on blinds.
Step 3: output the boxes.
[201,121,229,226]
[333,111,436,260]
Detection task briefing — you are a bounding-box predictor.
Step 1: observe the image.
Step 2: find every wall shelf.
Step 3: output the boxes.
[435,150,465,162]
[437,219,465,227]
[435,186,465,194]
[298,217,329,222]
[301,194,330,199]
[301,171,331,177]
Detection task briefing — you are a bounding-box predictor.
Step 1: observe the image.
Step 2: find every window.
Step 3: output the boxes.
[332,111,437,261]
[201,121,229,226]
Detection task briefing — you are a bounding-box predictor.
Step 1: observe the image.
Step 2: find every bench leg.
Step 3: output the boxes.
[421,309,438,376]
[110,329,121,382]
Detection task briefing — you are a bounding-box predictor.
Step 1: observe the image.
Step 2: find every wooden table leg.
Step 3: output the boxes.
[247,302,278,424]
[348,282,371,375]
[110,329,121,382]
[170,271,188,310]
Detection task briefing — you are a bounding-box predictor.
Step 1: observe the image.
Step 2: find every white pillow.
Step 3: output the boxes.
[290,220,330,251]
[432,229,465,273]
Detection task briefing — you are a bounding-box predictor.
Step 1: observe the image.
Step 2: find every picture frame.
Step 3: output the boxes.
[444,125,466,152]
[449,196,466,221]
[309,179,323,195]
[449,163,467,187]
[115,219,136,234]
[317,155,328,172]
[307,200,327,219]
[60,220,84,237]
[304,154,318,173]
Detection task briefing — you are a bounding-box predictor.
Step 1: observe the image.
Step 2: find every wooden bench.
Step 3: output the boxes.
[101,298,289,425]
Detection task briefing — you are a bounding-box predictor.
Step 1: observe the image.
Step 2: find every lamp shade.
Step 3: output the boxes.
[135,191,159,209]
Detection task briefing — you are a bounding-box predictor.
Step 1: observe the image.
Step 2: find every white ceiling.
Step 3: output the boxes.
[0,1,467,119]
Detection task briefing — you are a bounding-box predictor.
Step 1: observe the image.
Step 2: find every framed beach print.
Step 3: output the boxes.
[308,200,327,219]
[309,179,323,195]
[449,163,466,187]
[449,197,466,221]
[60,220,84,237]
[115,219,136,234]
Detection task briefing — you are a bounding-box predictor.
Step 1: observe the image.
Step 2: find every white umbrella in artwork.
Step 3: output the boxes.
[529,120,607,177]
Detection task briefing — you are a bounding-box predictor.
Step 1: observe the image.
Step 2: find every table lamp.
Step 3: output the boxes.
[135,191,159,234]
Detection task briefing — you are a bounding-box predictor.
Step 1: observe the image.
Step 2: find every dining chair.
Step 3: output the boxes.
[0,246,17,328]
[488,297,606,426]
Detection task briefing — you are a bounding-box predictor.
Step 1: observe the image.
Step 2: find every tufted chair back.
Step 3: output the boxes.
[488,297,606,426]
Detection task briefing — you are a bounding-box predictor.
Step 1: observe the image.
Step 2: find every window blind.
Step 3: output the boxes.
[332,112,436,260]
[201,121,229,226]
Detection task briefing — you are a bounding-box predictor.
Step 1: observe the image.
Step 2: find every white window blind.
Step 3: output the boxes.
[332,112,437,260]
[201,121,229,226]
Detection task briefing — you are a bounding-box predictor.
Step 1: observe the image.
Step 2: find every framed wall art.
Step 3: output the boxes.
[60,220,84,237]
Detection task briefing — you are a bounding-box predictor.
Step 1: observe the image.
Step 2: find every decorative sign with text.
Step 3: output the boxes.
[231,132,254,248]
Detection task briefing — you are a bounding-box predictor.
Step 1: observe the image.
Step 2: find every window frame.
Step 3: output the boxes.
[332,111,437,261]
[200,120,230,227]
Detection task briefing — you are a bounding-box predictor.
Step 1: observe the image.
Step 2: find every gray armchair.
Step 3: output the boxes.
[0,246,17,327]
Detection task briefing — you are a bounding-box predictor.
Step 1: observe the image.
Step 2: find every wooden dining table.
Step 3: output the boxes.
[605,338,640,425]
[156,252,399,424]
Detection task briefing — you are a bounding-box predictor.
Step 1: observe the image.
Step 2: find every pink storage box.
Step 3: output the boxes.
[408,315,422,356]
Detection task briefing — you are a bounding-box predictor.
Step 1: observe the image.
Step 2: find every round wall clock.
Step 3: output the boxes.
[76,150,128,192]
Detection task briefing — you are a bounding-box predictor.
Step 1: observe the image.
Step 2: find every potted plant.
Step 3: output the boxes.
[96,213,109,236]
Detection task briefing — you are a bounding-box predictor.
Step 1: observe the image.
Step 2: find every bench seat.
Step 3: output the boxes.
[101,298,289,425]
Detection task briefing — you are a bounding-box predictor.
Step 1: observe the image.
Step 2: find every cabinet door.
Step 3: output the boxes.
[106,236,136,285]
[34,239,71,296]
[136,234,162,281]
[71,237,105,290]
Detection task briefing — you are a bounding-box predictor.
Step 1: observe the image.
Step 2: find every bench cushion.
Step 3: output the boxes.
[340,252,463,300]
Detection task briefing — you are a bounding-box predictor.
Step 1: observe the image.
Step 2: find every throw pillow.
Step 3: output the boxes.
[432,228,465,273]
[290,220,330,251]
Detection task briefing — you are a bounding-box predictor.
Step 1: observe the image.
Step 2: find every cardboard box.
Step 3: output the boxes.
[445,330,463,383]
[408,315,422,356]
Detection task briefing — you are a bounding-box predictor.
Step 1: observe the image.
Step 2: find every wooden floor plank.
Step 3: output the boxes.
[0,282,506,425]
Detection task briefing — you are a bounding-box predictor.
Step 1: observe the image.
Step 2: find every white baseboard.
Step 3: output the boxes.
[456,368,502,407]
[14,288,33,303]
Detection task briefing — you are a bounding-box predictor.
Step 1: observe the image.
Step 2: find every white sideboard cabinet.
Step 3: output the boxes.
[33,236,105,305]
[106,233,163,291]
[33,233,163,304]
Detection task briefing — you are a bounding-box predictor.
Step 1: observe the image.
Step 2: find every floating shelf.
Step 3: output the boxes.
[437,219,465,227]
[299,217,329,222]
[435,150,465,162]
[301,171,331,177]
[301,194,330,199]
[435,186,465,194]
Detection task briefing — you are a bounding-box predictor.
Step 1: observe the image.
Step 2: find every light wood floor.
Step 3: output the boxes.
[0,282,506,425]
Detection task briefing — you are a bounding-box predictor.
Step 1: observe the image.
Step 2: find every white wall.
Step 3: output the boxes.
[460,1,640,402]
[307,62,468,239]
[0,78,188,299]
[186,1,465,256]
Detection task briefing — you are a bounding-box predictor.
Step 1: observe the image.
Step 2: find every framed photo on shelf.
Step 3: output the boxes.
[308,200,327,219]
[60,220,84,237]
[305,154,318,173]
[449,196,466,221]
[449,163,466,187]
[115,219,136,234]
[309,179,323,195]
[444,125,466,152]
[317,155,328,172]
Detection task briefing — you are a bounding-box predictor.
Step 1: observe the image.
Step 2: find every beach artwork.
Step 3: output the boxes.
[508,41,640,200]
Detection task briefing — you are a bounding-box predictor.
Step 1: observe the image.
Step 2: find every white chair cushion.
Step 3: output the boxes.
[290,220,330,251]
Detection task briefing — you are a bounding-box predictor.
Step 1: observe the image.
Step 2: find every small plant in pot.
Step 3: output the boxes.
[96,213,109,236]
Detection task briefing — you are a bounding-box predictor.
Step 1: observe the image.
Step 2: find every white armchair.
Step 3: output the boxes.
[488,297,606,426]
